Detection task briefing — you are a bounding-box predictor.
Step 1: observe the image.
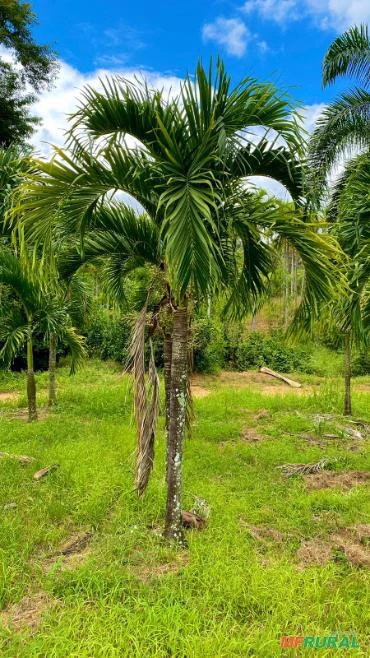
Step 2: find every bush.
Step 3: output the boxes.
[86,309,164,368]
[86,311,131,364]
[192,318,225,373]
[352,351,370,376]
[234,332,311,373]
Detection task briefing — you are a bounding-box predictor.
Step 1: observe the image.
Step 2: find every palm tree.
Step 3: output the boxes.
[309,24,370,197]
[17,61,339,542]
[0,250,85,420]
[326,152,370,415]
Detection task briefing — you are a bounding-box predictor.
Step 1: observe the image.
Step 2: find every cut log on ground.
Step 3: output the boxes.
[259,367,302,388]
[33,464,59,480]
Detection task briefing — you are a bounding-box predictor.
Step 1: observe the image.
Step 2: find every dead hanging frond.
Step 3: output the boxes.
[277,458,338,477]
[186,340,194,434]
[129,305,160,496]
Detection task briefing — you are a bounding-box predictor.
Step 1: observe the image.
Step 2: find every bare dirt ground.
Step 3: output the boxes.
[304,471,370,490]
[0,391,18,401]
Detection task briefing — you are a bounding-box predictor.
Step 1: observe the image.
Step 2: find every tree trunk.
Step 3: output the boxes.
[48,333,57,406]
[163,332,172,432]
[164,303,188,546]
[27,330,37,422]
[344,332,352,416]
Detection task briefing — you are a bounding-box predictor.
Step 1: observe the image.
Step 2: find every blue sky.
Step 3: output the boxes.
[31,0,369,104]
[18,0,369,166]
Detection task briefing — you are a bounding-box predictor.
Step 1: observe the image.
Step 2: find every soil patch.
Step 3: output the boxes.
[240,521,284,543]
[0,591,58,632]
[0,392,18,401]
[131,553,189,583]
[240,427,266,443]
[218,371,316,396]
[4,408,49,421]
[304,470,370,491]
[331,527,370,567]
[43,531,92,572]
[190,385,210,399]
[297,539,333,567]
[297,525,370,569]
[254,409,270,421]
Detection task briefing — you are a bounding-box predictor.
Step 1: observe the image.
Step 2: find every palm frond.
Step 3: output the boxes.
[308,88,370,198]
[61,325,86,374]
[323,24,370,88]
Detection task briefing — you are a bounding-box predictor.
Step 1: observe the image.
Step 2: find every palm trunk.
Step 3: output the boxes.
[164,303,188,546]
[48,333,57,406]
[163,332,172,432]
[344,332,352,416]
[27,328,37,422]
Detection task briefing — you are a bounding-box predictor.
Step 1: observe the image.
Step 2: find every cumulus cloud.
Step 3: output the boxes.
[241,0,299,25]
[24,58,327,200]
[241,0,370,31]
[202,17,251,57]
[29,60,184,156]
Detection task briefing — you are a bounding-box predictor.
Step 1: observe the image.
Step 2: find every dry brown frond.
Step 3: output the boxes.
[129,306,160,496]
[277,458,337,477]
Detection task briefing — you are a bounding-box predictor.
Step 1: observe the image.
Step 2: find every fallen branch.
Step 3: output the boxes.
[33,464,59,480]
[0,452,35,465]
[277,458,336,477]
[259,367,301,388]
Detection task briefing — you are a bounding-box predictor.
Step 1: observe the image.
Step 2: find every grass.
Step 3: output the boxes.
[0,360,369,657]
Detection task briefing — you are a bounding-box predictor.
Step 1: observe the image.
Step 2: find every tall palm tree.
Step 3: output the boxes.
[309,24,370,198]
[326,152,370,415]
[0,250,85,420]
[16,61,339,542]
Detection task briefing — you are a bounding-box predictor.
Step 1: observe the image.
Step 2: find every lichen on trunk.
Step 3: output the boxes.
[164,302,189,546]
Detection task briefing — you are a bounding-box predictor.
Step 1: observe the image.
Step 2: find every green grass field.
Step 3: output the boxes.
[0,361,369,657]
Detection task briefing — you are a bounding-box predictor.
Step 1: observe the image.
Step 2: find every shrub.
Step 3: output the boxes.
[86,311,131,364]
[352,351,370,376]
[192,318,225,373]
[234,332,311,373]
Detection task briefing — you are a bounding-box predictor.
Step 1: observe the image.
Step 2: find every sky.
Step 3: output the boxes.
[14,1,370,192]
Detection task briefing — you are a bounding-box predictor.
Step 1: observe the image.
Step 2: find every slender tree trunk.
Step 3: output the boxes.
[27,329,37,422]
[164,303,188,546]
[163,332,173,432]
[284,242,290,330]
[344,332,352,416]
[48,333,57,406]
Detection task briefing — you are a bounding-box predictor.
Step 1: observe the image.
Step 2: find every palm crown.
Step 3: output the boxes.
[309,24,370,198]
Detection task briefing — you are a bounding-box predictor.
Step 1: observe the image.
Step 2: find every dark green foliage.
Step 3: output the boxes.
[0,0,57,147]
[352,351,370,376]
[192,318,225,374]
[234,331,311,373]
[0,64,38,148]
[86,312,131,363]
[0,0,57,89]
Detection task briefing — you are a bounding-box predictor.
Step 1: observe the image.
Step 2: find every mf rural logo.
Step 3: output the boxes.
[280,635,361,650]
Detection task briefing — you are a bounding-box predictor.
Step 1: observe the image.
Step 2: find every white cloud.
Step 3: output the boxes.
[241,0,299,25]
[306,0,370,31]
[202,17,251,57]
[300,103,327,134]
[5,50,327,201]
[241,0,370,31]
[29,60,184,156]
